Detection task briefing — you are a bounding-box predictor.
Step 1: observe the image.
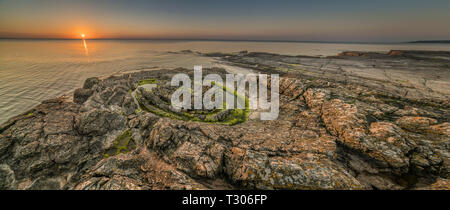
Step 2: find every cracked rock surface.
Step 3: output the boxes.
[0,50,449,190]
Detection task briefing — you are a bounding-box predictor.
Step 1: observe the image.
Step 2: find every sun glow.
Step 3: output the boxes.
[81,34,85,39]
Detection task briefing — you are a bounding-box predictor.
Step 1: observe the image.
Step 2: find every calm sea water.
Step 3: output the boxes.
[1,39,450,124]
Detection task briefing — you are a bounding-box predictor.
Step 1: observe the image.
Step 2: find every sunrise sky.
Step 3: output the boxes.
[0,0,449,42]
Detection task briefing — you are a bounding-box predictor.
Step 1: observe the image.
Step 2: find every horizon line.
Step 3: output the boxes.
[0,37,449,44]
[0,37,429,44]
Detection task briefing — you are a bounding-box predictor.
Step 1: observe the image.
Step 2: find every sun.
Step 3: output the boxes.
[81,34,85,39]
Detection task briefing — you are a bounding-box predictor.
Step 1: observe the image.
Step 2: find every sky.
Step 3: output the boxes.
[0,0,449,42]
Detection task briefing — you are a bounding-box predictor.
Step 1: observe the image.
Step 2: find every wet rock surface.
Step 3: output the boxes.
[1,51,449,190]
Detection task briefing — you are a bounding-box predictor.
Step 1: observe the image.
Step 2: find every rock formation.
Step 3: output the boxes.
[0,51,449,190]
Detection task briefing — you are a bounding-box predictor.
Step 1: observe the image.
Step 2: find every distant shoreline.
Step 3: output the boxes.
[3,37,449,45]
[408,40,450,44]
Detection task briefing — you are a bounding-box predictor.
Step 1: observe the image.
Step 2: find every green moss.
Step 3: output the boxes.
[138,78,157,86]
[134,81,250,126]
[222,109,247,125]
[135,107,143,114]
[26,112,33,117]
[215,82,250,125]
[104,130,136,157]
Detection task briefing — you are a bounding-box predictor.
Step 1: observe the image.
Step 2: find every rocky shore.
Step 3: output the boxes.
[0,50,449,190]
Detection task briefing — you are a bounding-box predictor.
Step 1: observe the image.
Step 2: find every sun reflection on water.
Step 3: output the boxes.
[82,39,89,55]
